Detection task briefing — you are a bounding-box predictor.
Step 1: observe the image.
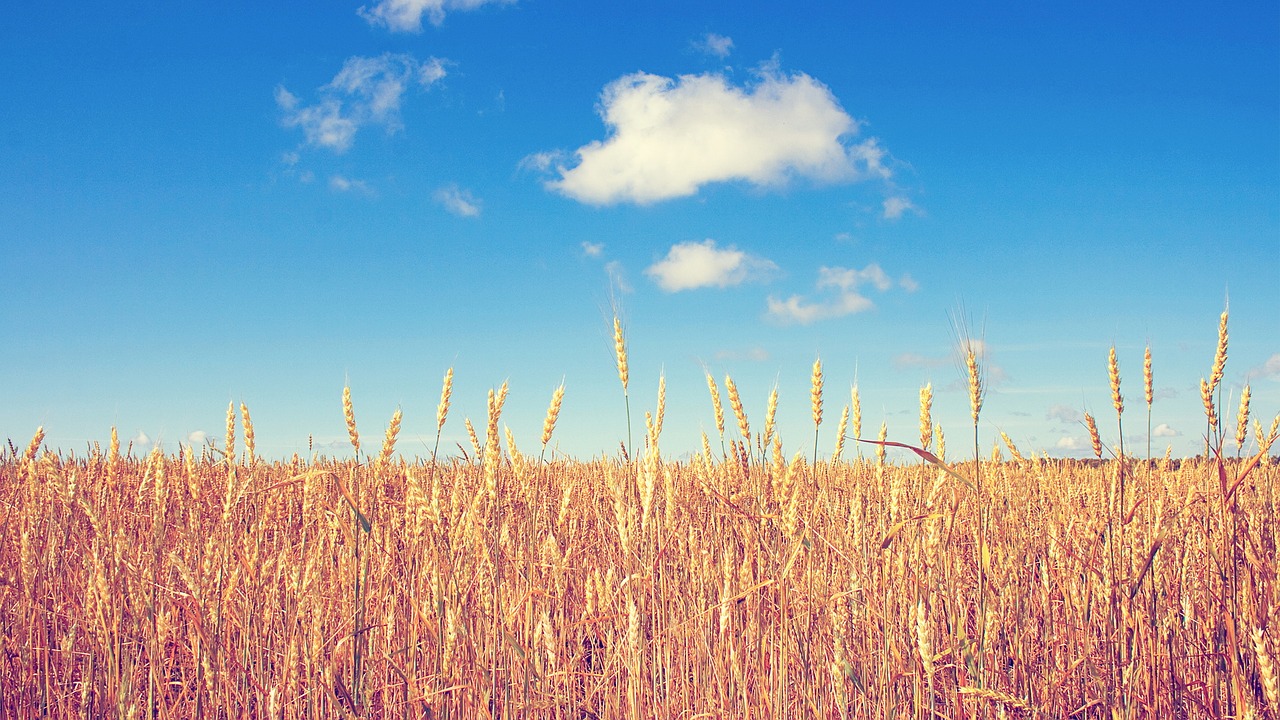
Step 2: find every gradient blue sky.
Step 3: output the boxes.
[3,0,1277,461]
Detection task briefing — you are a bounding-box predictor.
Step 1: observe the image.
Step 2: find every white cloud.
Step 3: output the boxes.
[1055,436,1085,451]
[581,241,604,257]
[1247,353,1280,381]
[1153,423,1180,438]
[187,430,209,445]
[899,273,920,292]
[359,0,516,31]
[696,33,734,59]
[330,175,373,194]
[543,66,890,205]
[435,184,481,216]
[277,53,447,153]
[765,263,896,325]
[882,195,916,220]
[131,431,151,447]
[645,239,777,292]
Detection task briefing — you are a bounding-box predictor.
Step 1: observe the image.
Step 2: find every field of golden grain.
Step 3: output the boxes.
[1,310,1276,719]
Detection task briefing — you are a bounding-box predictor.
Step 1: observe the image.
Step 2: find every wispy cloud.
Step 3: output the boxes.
[695,33,734,59]
[714,347,770,362]
[645,239,777,292]
[1153,423,1180,438]
[359,0,516,32]
[1046,404,1082,424]
[765,263,896,325]
[882,195,917,220]
[277,53,447,153]
[581,241,604,258]
[330,175,373,194]
[541,65,890,205]
[434,184,481,216]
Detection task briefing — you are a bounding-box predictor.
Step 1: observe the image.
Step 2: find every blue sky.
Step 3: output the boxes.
[3,0,1277,461]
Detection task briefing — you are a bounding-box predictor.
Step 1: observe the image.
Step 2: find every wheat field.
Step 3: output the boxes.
[1,311,1277,719]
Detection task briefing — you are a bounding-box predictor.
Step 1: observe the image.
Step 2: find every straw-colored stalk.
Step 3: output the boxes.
[1233,385,1251,453]
[1252,627,1279,715]
[342,386,360,455]
[833,405,849,462]
[376,408,402,471]
[541,382,565,455]
[225,401,237,464]
[851,385,862,457]
[239,402,255,469]
[464,418,481,459]
[1209,305,1228,392]
[1143,345,1153,407]
[1085,413,1102,459]
[762,385,779,454]
[811,358,824,464]
[653,374,666,445]
[725,375,749,445]
[999,431,1025,464]
[875,422,887,465]
[614,316,631,454]
[918,383,933,453]
[706,373,725,442]
[1200,378,1218,429]
[436,367,454,435]
[613,316,629,393]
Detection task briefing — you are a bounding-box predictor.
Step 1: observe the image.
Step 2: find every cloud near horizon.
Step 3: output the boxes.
[359,0,516,31]
[277,53,447,153]
[542,66,890,205]
[645,239,777,292]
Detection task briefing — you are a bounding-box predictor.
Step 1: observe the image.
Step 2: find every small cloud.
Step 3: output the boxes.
[1046,404,1082,424]
[358,0,517,31]
[330,175,373,194]
[132,431,152,447]
[518,150,563,174]
[834,231,855,243]
[277,53,447,153]
[714,347,770,362]
[765,263,898,325]
[882,195,916,220]
[541,65,891,205]
[645,239,777,292]
[899,273,920,292]
[695,33,734,59]
[1247,353,1280,381]
[1153,423,1180,438]
[435,184,481,216]
[581,241,604,258]
[187,430,209,445]
[1055,436,1085,451]
[281,151,300,167]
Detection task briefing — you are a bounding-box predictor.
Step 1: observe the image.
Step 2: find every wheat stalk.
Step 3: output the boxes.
[342,386,360,456]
